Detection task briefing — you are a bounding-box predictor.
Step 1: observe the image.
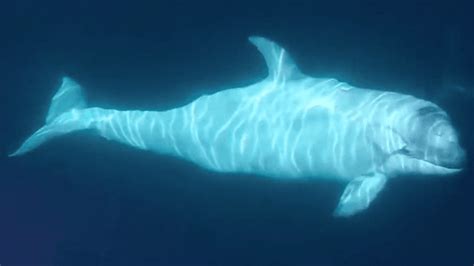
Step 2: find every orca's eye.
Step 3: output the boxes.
[399,146,412,155]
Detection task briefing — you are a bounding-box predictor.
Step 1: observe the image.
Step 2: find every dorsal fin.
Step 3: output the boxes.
[249,36,302,81]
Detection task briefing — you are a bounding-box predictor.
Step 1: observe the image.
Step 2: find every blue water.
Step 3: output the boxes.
[1,1,473,265]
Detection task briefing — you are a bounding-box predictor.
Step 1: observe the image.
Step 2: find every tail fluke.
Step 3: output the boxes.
[9,77,88,157]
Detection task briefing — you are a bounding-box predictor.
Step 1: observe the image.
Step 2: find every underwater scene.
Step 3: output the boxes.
[1,0,473,265]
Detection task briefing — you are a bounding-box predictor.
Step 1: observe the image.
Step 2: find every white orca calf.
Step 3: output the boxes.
[10,37,466,216]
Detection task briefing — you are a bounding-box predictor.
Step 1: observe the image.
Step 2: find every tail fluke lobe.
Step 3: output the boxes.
[9,77,88,157]
[46,77,86,124]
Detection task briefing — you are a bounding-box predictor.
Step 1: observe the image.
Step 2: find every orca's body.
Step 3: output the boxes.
[11,37,465,216]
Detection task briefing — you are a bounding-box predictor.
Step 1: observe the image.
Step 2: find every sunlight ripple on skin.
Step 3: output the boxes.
[10,36,466,217]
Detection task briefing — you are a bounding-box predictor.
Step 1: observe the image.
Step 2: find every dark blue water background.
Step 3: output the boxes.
[1,1,473,265]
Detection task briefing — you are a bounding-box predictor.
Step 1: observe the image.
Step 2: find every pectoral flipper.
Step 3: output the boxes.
[334,173,387,217]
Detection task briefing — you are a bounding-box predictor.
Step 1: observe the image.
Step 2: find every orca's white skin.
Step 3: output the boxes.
[10,37,466,216]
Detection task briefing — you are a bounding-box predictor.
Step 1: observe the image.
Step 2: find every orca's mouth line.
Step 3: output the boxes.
[406,155,463,174]
[394,147,462,173]
[418,157,462,171]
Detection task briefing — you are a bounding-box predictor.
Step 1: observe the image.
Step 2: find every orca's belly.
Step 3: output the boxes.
[180,98,378,180]
[248,107,378,180]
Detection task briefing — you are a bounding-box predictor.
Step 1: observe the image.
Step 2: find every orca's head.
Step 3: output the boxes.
[385,103,466,176]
